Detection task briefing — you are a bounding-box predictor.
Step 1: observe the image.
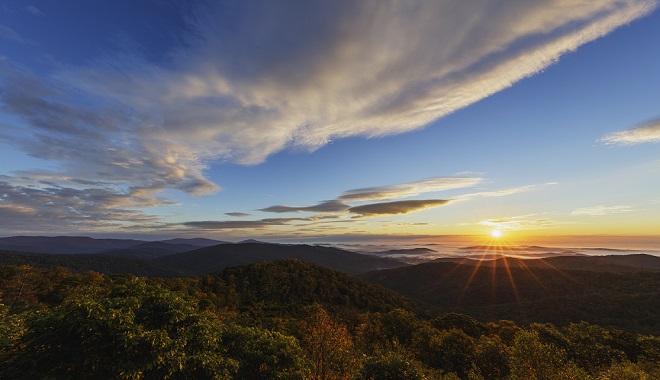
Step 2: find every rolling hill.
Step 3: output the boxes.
[0,236,226,256]
[363,255,660,333]
[101,241,201,259]
[153,242,407,275]
[0,242,407,276]
[0,236,144,254]
[0,250,175,276]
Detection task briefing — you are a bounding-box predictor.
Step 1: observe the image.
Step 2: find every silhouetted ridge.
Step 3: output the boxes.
[363,255,660,333]
[0,236,144,254]
[101,241,200,259]
[154,242,407,275]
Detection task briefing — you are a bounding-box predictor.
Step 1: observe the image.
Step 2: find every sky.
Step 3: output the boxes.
[1,0,659,244]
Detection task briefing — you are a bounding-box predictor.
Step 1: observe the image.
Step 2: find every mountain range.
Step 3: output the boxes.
[0,236,407,275]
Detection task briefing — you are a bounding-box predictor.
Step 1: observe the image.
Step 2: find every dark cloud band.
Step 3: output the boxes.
[348,199,450,216]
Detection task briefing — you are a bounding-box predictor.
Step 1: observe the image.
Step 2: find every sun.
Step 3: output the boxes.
[490,229,503,239]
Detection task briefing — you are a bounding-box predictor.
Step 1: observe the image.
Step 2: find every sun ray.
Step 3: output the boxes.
[500,252,520,303]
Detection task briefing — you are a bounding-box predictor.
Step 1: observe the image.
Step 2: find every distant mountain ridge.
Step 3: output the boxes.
[0,236,144,254]
[373,247,436,256]
[0,240,407,275]
[101,242,202,259]
[0,236,226,255]
[153,242,407,275]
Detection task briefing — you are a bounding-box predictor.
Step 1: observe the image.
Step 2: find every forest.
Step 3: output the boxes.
[1,260,658,379]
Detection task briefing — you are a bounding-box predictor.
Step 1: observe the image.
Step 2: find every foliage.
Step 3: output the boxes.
[596,361,650,380]
[0,262,659,379]
[364,260,660,334]
[508,330,590,380]
[300,305,357,380]
[359,350,430,380]
[474,335,509,379]
[222,324,309,379]
[2,280,239,380]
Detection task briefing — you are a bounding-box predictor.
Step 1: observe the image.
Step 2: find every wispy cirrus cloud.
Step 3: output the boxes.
[181,214,341,230]
[25,5,44,16]
[0,177,165,233]
[0,0,655,232]
[601,118,660,145]
[182,218,301,230]
[0,24,33,45]
[479,214,560,230]
[455,183,557,201]
[571,205,634,216]
[339,177,481,201]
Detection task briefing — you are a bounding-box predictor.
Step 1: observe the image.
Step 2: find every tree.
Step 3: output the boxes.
[474,335,509,379]
[359,351,429,380]
[301,305,356,380]
[1,280,239,380]
[0,304,26,361]
[380,308,421,345]
[222,324,309,380]
[597,361,649,380]
[563,322,626,372]
[433,313,485,338]
[509,330,590,380]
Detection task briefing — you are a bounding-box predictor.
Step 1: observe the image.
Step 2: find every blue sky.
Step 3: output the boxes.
[1,1,659,241]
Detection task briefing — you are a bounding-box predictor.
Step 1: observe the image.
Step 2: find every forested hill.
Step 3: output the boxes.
[0,242,407,276]
[1,261,658,379]
[154,242,406,275]
[0,250,175,276]
[433,254,660,273]
[0,235,226,255]
[363,258,660,334]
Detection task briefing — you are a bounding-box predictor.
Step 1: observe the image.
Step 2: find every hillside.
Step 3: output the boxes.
[0,250,174,276]
[373,247,436,255]
[363,256,660,333]
[0,236,144,254]
[165,260,413,317]
[0,242,407,276]
[158,238,227,247]
[433,254,660,273]
[153,242,407,275]
[0,236,227,256]
[101,241,200,259]
[1,261,658,379]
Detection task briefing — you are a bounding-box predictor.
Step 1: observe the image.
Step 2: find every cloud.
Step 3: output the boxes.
[601,118,660,145]
[4,1,652,189]
[479,214,559,230]
[0,176,166,233]
[181,215,343,230]
[259,200,349,213]
[182,218,298,230]
[348,199,450,216]
[0,1,654,230]
[0,25,32,44]
[0,63,219,197]
[225,212,251,217]
[258,176,477,214]
[455,183,557,200]
[340,177,481,201]
[571,205,633,216]
[26,5,44,16]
